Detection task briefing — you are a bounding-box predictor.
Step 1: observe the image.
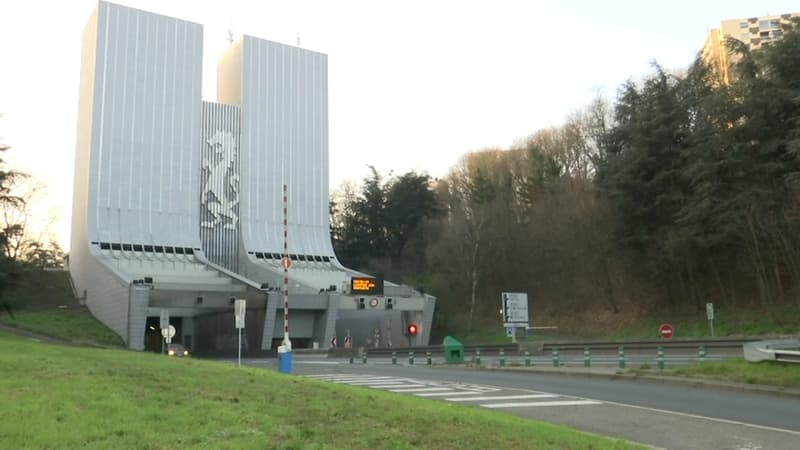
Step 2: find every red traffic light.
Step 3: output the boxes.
[407,324,418,336]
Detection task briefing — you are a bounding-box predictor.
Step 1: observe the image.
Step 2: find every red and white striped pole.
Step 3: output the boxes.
[282,184,292,350]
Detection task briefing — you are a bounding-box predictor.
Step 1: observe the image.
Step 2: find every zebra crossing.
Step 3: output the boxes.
[304,373,602,410]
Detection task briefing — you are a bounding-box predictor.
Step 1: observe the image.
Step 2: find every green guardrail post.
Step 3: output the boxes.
[618,346,626,369]
[362,352,367,364]
[409,351,414,365]
[525,351,531,367]
[475,349,481,366]
[699,345,707,362]
[426,351,432,366]
[657,346,665,370]
[552,348,560,367]
[584,347,591,368]
[392,351,397,365]
[499,349,506,367]
[349,353,354,364]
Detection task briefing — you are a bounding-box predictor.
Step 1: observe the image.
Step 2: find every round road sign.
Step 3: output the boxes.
[161,325,176,339]
[281,256,292,270]
[659,323,674,339]
[369,298,379,308]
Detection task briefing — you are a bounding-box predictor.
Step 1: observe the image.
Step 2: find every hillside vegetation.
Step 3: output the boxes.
[330,21,800,338]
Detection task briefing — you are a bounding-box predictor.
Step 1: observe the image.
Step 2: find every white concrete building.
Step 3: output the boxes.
[70,1,434,354]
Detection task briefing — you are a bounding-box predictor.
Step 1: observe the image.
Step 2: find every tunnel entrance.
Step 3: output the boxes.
[144,316,183,353]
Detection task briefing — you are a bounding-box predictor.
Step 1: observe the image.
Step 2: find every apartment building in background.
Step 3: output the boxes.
[701,12,798,85]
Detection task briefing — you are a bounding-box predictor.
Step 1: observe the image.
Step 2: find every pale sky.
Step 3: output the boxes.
[1,0,798,251]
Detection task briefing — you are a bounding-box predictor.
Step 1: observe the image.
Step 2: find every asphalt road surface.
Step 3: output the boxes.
[246,355,800,449]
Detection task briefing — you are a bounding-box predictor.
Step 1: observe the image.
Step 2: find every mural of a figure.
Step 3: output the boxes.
[201,130,239,229]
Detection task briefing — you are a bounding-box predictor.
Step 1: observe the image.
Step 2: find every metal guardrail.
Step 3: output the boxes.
[330,343,519,357]
[537,337,760,352]
[744,339,800,363]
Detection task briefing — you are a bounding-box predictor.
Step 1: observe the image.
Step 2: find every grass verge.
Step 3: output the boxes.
[0,308,124,346]
[0,333,642,450]
[660,358,800,387]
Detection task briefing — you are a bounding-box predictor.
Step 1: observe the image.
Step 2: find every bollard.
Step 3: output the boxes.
[499,349,506,367]
[618,346,626,369]
[584,347,591,368]
[409,351,414,365]
[525,351,531,367]
[657,346,665,370]
[699,345,707,362]
[349,353,354,364]
[475,349,481,366]
[392,351,397,365]
[552,349,560,367]
[362,352,367,364]
[426,351,432,366]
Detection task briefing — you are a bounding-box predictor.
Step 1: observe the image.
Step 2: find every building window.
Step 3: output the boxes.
[739,22,748,28]
[770,19,781,28]
[759,20,770,30]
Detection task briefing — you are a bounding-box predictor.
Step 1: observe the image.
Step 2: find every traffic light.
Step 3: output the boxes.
[407,323,418,336]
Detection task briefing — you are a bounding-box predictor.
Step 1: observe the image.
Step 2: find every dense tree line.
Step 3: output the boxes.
[333,23,800,332]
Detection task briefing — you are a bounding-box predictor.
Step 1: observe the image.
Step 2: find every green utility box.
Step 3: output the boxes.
[443,336,464,363]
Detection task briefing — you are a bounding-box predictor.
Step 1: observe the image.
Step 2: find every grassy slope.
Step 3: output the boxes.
[663,359,800,387]
[0,269,124,346]
[0,334,641,450]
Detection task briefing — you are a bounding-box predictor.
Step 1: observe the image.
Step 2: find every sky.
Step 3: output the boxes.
[1,0,798,251]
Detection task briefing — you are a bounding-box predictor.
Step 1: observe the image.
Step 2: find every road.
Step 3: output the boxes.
[246,354,800,449]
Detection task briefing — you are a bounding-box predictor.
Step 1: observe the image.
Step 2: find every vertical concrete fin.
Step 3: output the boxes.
[260,292,279,350]
[127,286,150,350]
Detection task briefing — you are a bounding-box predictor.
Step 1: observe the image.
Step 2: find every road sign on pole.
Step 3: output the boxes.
[706,302,715,337]
[161,325,176,344]
[659,323,674,339]
[501,292,529,328]
[234,299,246,366]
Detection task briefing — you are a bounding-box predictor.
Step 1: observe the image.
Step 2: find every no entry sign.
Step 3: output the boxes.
[659,323,674,339]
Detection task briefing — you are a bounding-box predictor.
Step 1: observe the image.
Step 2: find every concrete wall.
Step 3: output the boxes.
[84,1,204,247]
[70,2,207,349]
[218,36,333,259]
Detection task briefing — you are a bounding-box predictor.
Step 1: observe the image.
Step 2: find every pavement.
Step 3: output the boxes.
[465,363,800,400]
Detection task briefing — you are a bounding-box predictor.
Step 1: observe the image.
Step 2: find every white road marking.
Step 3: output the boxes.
[389,387,454,393]
[596,398,800,437]
[336,378,403,384]
[416,391,493,397]
[294,361,341,365]
[371,384,428,389]
[482,400,602,408]
[306,374,381,380]
[447,394,559,402]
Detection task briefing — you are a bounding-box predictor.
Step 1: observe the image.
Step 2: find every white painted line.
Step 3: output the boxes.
[447,394,558,402]
[338,378,405,385]
[596,398,800,437]
[482,400,602,408]
[416,391,492,397]
[331,378,396,384]
[389,387,454,393]
[370,384,428,389]
[306,374,380,380]
[294,361,341,365]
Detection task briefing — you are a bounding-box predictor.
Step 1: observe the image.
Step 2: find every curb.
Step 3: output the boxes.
[472,365,800,400]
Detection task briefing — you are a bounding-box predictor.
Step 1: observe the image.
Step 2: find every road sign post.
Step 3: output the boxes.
[501,293,529,342]
[234,299,246,367]
[159,310,170,354]
[161,325,176,347]
[706,303,715,337]
[659,323,674,340]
